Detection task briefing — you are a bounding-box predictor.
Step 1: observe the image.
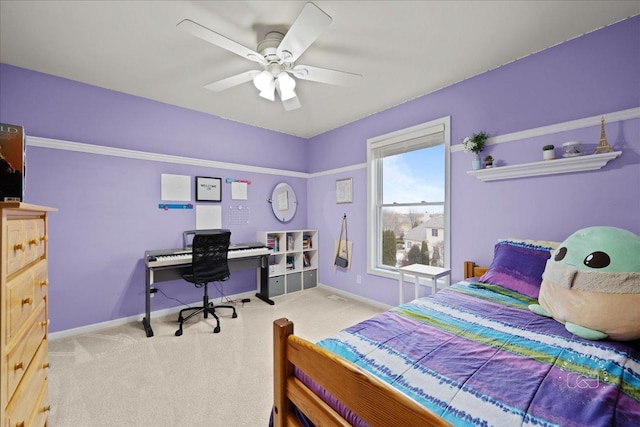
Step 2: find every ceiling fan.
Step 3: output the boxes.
[177,2,361,111]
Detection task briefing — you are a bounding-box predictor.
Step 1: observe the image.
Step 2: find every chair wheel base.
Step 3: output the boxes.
[213,325,221,333]
[175,329,183,336]
[232,312,238,318]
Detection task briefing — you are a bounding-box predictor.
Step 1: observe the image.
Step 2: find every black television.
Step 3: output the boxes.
[0,123,25,202]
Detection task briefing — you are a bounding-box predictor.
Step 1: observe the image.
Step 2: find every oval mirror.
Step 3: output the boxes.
[270,182,297,223]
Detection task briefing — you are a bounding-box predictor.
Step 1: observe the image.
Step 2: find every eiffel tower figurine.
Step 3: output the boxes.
[594,116,613,154]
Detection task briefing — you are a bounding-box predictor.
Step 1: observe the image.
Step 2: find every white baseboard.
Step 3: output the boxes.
[48,290,255,341]
[49,285,388,341]
[317,283,392,311]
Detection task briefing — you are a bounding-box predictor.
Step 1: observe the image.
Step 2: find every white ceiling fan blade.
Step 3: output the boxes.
[275,83,301,111]
[292,64,361,87]
[276,3,331,63]
[281,96,301,111]
[177,19,266,66]
[204,70,260,92]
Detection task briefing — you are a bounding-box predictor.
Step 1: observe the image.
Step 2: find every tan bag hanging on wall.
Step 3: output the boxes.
[335,214,349,268]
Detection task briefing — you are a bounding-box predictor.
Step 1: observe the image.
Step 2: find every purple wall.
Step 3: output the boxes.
[1,16,638,332]
[0,65,309,332]
[307,16,640,306]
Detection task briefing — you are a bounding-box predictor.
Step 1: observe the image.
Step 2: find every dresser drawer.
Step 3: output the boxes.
[5,339,49,427]
[5,219,46,277]
[34,219,47,260]
[23,219,44,266]
[6,260,47,340]
[33,259,49,308]
[7,302,47,399]
[6,219,25,276]
[30,376,50,427]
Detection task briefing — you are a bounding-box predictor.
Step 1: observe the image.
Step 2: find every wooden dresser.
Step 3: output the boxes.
[1,203,56,427]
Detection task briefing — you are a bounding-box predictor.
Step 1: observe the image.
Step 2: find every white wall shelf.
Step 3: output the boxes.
[467,151,621,181]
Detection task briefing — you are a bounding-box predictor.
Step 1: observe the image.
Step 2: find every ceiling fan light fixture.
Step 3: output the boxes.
[253,70,273,92]
[278,72,297,99]
[276,72,297,101]
[259,79,276,101]
[277,72,296,90]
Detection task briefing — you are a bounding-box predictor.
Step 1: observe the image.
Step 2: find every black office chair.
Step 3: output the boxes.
[175,229,237,336]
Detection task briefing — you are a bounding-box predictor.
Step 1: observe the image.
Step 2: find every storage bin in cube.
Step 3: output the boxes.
[269,276,285,297]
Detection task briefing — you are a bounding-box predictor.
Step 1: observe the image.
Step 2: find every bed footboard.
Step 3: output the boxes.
[273,318,450,427]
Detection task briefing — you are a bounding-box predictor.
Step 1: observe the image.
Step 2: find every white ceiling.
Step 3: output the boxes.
[1,1,638,138]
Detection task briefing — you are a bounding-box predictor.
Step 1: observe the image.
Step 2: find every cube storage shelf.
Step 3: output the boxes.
[258,230,318,298]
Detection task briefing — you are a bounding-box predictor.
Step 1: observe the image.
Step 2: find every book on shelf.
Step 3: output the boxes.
[286,255,295,270]
[267,234,280,252]
[303,252,310,267]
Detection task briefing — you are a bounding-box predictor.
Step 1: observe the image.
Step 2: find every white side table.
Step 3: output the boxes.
[398,264,451,304]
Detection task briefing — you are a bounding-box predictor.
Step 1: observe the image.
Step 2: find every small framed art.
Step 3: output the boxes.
[336,178,353,204]
[195,176,222,202]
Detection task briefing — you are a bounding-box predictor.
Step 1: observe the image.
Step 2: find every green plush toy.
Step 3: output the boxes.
[529,226,640,341]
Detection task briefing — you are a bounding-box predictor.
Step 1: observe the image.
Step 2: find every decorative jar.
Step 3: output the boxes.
[562,141,584,157]
[472,154,482,170]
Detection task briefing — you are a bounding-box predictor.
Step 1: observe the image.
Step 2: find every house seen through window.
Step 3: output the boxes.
[367,117,450,277]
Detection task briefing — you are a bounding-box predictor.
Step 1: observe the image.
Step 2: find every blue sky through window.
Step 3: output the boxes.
[382,144,444,204]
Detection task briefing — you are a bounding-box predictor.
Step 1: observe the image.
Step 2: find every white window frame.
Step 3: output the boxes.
[366,116,451,279]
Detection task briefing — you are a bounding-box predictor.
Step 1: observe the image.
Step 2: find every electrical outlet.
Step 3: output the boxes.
[356,275,362,284]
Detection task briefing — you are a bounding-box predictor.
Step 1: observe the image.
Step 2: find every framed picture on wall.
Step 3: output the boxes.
[336,178,353,204]
[196,176,222,202]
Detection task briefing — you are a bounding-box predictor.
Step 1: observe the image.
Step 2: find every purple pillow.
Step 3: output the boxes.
[479,239,557,298]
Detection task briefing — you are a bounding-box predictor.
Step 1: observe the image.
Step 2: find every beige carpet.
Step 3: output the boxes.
[48,287,385,427]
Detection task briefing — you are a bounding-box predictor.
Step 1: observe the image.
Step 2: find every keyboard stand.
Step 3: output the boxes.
[143,250,272,337]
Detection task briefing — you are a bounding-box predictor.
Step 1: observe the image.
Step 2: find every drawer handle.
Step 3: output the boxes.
[16,422,26,427]
[43,362,51,369]
[28,238,38,246]
[42,405,51,413]
[13,243,25,251]
[40,235,47,242]
[39,280,49,287]
[22,297,32,306]
[14,361,24,370]
[40,319,50,328]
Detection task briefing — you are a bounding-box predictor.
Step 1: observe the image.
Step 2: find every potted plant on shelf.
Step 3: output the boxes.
[463,131,489,170]
[484,155,494,168]
[543,144,555,161]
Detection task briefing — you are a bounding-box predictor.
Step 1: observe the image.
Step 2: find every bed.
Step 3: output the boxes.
[272,239,640,426]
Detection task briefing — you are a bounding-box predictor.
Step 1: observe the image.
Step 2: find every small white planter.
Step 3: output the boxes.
[543,149,555,161]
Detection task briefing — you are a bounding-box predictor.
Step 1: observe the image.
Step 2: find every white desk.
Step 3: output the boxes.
[398,264,451,304]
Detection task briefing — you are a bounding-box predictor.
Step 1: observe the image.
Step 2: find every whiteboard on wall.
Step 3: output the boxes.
[196,205,222,229]
[161,174,190,201]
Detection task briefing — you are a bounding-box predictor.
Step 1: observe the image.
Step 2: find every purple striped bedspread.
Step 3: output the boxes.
[308,281,640,426]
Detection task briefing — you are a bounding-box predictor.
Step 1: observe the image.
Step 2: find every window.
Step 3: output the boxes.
[367,117,450,278]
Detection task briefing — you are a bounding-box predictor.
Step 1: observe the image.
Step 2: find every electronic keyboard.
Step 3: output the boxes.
[145,243,270,268]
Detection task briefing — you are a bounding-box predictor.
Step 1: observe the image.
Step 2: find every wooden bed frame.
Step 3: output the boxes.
[464,261,488,280]
[272,261,488,427]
